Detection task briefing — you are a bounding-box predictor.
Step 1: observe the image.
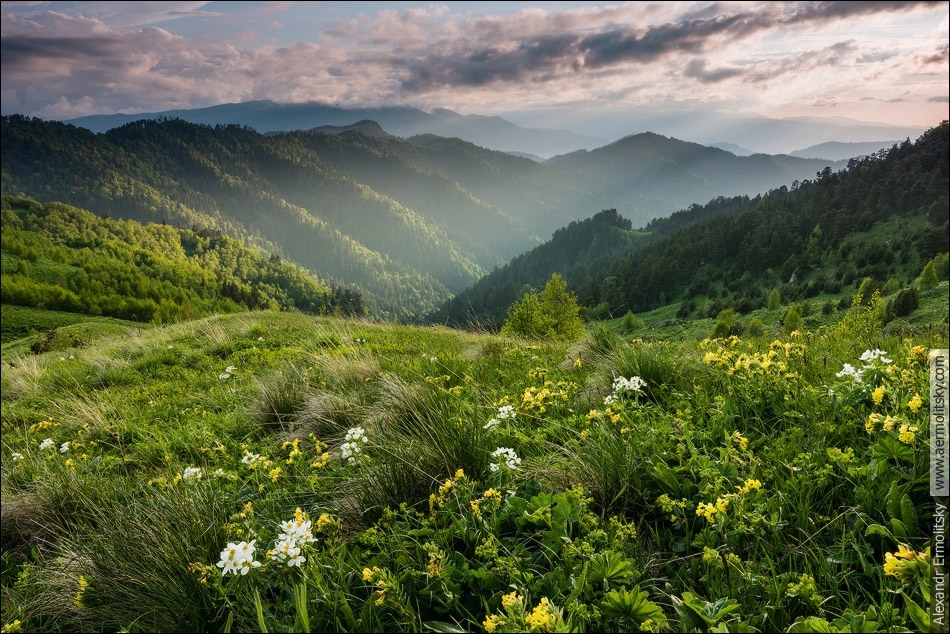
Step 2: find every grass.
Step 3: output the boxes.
[0,300,946,633]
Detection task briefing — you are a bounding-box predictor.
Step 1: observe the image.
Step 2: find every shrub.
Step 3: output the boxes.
[501,274,584,341]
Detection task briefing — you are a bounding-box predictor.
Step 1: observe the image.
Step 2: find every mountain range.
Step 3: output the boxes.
[1,113,860,319]
[61,100,926,159]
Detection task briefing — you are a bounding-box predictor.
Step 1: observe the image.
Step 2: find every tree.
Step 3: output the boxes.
[767,287,782,311]
[501,274,583,340]
[918,260,939,291]
[784,303,804,334]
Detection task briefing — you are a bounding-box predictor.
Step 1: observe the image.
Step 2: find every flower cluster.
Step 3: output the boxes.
[835,348,893,384]
[218,365,237,380]
[340,426,368,463]
[604,375,646,405]
[182,466,202,480]
[490,447,521,472]
[216,539,262,576]
[268,507,317,568]
[696,478,763,524]
[484,404,517,430]
[217,508,322,576]
[883,544,930,583]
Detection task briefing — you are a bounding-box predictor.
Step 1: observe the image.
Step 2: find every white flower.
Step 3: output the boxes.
[269,539,305,567]
[612,376,646,394]
[278,519,316,544]
[182,466,202,480]
[860,349,892,364]
[496,405,516,420]
[39,438,55,450]
[217,540,262,576]
[257,336,264,341]
[835,363,864,383]
[218,373,231,380]
[11,452,24,461]
[219,365,238,379]
[484,418,499,430]
[490,447,521,472]
[59,442,70,453]
[341,427,368,463]
[604,394,617,405]
[241,451,261,465]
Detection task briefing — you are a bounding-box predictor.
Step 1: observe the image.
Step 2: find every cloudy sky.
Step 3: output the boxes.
[2,1,948,136]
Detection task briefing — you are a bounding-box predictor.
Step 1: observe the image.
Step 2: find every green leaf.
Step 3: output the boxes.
[422,620,469,633]
[902,592,930,632]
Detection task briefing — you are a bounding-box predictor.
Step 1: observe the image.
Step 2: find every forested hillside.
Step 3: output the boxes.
[2,115,848,319]
[439,122,948,328]
[0,197,360,325]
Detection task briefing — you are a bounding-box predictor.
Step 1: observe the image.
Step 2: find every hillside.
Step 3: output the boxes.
[444,122,948,328]
[0,197,355,326]
[1,304,944,632]
[2,115,851,319]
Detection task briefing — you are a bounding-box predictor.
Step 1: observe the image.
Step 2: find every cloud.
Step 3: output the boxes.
[0,1,946,122]
[917,43,950,65]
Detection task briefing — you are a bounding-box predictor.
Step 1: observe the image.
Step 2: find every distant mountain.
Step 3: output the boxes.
[789,140,898,161]
[306,120,393,139]
[437,122,948,327]
[62,100,606,158]
[543,132,848,226]
[709,142,754,156]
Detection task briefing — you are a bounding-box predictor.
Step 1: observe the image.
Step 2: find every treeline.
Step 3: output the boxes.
[436,121,948,327]
[577,122,948,317]
[0,197,365,324]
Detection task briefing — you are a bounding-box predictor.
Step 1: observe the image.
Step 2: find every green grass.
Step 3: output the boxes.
[0,301,946,633]
[1,304,143,348]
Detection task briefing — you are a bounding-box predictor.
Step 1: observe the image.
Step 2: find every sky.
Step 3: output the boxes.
[1,1,948,137]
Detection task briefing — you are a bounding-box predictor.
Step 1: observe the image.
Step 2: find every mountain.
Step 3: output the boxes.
[543,132,848,225]
[438,122,948,328]
[789,140,898,161]
[1,115,870,319]
[62,100,607,159]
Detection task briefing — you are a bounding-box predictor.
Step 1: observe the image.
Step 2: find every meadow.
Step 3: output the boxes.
[1,292,945,632]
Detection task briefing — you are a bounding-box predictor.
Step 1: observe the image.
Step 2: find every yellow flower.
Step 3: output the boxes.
[865,412,882,434]
[696,501,718,522]
[268,466,282,482]
[907,394,923,413]
[501,591,521,610]
[525,597,555,631]
[1,620,22,633]
[484,614,506,633]
[898,424,916,444]
[871,386,885,405]
[738,478,762,494]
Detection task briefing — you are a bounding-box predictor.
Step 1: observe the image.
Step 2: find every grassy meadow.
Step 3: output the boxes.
[1,294,946,632]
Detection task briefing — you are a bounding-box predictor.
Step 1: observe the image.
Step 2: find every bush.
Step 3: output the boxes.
[501,274,584,340]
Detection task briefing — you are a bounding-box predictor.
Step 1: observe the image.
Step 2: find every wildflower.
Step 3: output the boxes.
[74,575,89,609]
[1,620,22,633]
[860,349,892,364]
[219,365,237,380]
[865,412,883,434]
[241,451,261,466]
[341,427,368,463]
[871,386,885,406]
[59,442,70,453]
[11,452,24,461]
[696,501,718,522]
[525,596,556,631]
[731,431,749,451]
[883,544,929,583]
[39,438,55,451]
[898,424,917,444]
[907,394,923,413]
[182,466,202,480]
[217,540,262,576]
[737,478,762,494]
[483,614,506,633]
[490,447,521,472]
[269,539,305,567]
[268,466,282,482]
[278,508,317,544]
[835,363,863,383]
[501,591,522,610]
